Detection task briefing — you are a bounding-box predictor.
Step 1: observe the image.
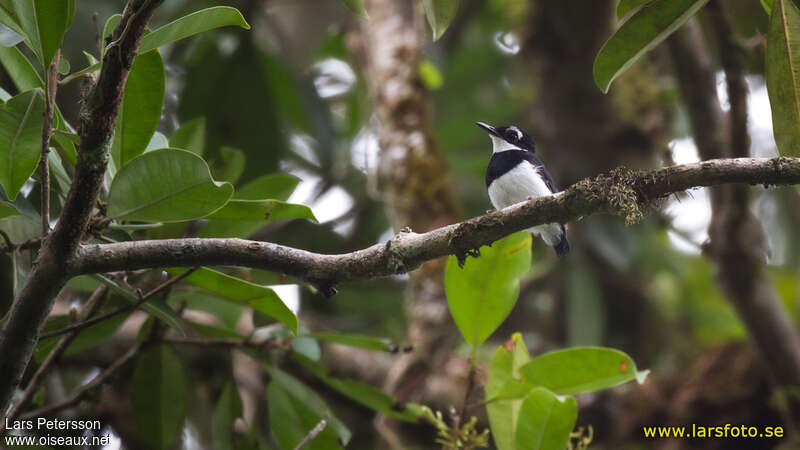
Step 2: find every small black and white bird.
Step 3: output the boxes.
[476,121,569,257]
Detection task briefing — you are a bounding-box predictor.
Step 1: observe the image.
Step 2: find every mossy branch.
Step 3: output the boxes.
[75,157,800,290]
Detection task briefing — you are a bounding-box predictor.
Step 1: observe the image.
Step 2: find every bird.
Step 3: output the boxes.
[476,121,569,257]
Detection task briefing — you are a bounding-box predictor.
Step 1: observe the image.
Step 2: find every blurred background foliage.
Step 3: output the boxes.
[2,0,799,448]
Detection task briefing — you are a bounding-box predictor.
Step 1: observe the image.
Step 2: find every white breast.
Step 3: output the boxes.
[487,161,552,210]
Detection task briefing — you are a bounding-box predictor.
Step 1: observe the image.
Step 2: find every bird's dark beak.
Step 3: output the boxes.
[475,121,499,137]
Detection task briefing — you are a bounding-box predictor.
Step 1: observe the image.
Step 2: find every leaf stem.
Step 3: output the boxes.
[40,49,61,234]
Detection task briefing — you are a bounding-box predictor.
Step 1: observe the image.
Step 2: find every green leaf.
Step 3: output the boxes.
[212,146,245,184]
[264,365,351,446]
[0,44,41,90]
[107,148,233,222]
[418,60,443,90]
[520,346,648,395]
[111,49,165,167]
[169,117,206,156]
[295,353,422,422]
[200,199,315,239]
[94,274,184,332]
[593,0,710,93]
[13,0,70,66]
[235,173,300,201]
[0,199,19,219]
[486,333,531,450]
[763,0,775,15]
[139,6,250,55]
[300,332,396,352]
[767,0,800,156]
[212,382,243,450]
[267,382,343,450]
[131,345,188,450]
[422,0,459,40]
[0,0,24,37]
[0,89,44,200]
[514,388,577,450]
[445,232,531,346]
[616,0,653,18]
[144,131,168,152]
[167,267,297,333]
[206,199,316,222]
[339,0,367,18]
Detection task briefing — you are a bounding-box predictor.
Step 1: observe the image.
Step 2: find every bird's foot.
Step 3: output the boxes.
[485,208,495,214]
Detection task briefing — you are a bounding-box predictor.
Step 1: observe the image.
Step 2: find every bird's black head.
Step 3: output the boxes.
[476,122,536,152]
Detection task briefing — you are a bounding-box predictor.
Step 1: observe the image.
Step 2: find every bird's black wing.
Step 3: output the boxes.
[523,152,559,192]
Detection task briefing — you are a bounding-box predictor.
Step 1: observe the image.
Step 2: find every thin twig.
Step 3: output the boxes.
[0,236,42,253]
[18,341,141,420]
[0,230,14,252]
[39,267,199,340]
[459,351,477,422]
[4,285,109,426]
[40,49,61,234]
[293,416,329,450]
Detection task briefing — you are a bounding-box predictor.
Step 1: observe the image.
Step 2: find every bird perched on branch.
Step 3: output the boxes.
[476,122,569,256]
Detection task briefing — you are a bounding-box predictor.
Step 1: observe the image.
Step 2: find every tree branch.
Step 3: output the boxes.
[73,157,800,287]
[1,286,108,431]
[0,0,165,417]
[17,341,142,420]
[670,15,800,402]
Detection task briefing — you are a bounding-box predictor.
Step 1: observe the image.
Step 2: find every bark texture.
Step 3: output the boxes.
[360,1,461,441]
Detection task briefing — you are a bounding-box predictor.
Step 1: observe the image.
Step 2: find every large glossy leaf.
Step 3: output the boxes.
[12,0,70,66]
[422,0,458,40]
[264,365,351,446]
[767,0,800,156]
[0,89,44,200]
[594,0,709,93]
[445,232,531,346]
[514,388,577,450]
[486,333,531,450]
[107,148,233,222]
[111,50,165,167]
[167,267,297,333]
[212,382,243,450]
[520,346,649,395]
[139,6,250,54]
[169,117,205,156]
[131,345,188,450]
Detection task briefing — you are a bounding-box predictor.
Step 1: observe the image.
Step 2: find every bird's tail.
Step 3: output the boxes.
[533,223,569,257]
[553,226,570,257]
